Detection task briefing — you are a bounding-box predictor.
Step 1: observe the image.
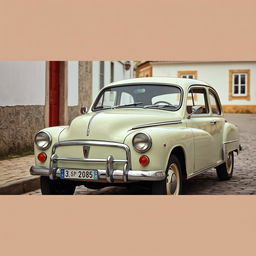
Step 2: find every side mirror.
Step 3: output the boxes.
[80,107,88,114]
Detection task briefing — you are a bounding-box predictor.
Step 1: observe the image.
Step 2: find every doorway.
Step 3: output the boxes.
[47,61,68,127]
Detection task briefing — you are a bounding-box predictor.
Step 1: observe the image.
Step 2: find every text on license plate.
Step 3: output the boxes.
[60,169,98,180]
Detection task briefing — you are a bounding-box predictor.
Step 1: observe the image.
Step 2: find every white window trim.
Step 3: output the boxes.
[232,73,248,97]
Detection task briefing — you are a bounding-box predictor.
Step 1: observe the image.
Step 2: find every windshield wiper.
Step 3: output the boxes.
[144,104,175,109]
[94,106,112,110]
[94,102,143,111]
[113,102,143,109]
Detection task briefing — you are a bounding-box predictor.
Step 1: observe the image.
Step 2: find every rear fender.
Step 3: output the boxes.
[222,122,240,162]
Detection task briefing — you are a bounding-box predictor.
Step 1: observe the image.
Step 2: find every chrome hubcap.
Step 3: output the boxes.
[166,163,180,195]
[226,152,233,174]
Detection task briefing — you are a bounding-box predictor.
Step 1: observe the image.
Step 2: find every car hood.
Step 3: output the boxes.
[59,109,182,143]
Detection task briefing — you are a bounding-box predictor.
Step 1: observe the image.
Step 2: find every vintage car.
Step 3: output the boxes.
[30,77,241,195]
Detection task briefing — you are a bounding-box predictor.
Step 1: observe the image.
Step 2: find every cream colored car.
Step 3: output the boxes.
[30,77,241,195]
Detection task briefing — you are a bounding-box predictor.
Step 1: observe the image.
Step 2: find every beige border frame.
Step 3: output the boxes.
[229,69,250,101]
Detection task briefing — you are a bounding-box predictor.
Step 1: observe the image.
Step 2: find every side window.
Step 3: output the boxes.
[187,88,209,114]
[209,90,221,115]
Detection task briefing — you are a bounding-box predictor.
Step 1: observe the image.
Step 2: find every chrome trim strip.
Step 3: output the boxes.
[187,162,224,180]
[130,120,182,130]
[223,139,239,144]
[87,112,101,136]
[30,166,166,182]
[54,157,127,163]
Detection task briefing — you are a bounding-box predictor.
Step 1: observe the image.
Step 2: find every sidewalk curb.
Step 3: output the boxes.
[0,176,40,195]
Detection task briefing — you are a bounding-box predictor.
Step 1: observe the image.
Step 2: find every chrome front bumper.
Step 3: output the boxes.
[30,166,165,182]
[31,140,166,183]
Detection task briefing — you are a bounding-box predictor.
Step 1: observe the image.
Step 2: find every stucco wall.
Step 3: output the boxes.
[0,61,46,106]
[152,62,256,106]
[68,61,79,106]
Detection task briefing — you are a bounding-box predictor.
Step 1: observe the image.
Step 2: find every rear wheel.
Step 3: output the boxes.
[152,155,183,195]
[40,176,76,195]
[216,151,234,180]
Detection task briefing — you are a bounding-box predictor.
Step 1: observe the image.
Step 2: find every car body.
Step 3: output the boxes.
[30,77,241,195]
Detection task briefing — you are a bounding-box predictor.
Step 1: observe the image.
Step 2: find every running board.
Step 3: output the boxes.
[187,161,224,180]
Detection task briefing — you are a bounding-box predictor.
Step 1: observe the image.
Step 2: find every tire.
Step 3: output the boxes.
[40,176,76,195]
[216,151,234,181]
[152,155,184,195]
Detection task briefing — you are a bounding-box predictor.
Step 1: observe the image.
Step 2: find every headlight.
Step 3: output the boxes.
[132,133,152,153]
[35,131,52,150]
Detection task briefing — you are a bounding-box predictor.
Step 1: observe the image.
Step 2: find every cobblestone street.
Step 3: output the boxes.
[0,155,34,186]
[25,114,256,195]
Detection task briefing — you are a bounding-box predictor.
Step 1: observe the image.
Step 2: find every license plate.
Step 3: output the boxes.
[60,169,98,180]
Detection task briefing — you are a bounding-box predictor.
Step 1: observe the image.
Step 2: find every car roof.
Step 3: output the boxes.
[105,77,209,90]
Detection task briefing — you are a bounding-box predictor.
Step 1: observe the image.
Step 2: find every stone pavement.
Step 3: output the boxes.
[0,155,34,186]
[26,113,256,195]
[0,155,39,194]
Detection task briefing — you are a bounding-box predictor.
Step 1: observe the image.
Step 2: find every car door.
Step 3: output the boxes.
[207,88,225,164]
[185,86,216,172]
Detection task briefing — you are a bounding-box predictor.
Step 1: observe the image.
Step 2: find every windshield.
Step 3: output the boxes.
[92,84,182,111]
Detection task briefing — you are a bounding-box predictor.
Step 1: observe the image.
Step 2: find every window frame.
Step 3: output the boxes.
[229,69,250,101]
[91,83,184,112]
[208,88,222,116]
[186,86,210,116]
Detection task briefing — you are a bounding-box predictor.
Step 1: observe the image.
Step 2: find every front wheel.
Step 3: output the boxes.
[40,176,76,195]
[152,155,183,195]
[216,151,234,181]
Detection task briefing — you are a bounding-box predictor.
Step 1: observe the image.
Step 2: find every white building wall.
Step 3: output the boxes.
[104,61,111,85]
[0,61,46,106]
[92,61,100,102]
[152,62,256,106]
[67,61,79,106]
[92,61,134,102]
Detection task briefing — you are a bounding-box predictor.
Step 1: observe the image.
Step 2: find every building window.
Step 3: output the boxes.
[110,62,114,83]
[229,70,250,101]
[99,61,105,89]
[178,71,198,100]
[229,69,250,100]
[177,71,198,80]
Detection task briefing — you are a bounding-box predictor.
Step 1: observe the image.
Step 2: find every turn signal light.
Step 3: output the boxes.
[139,155,150,167]
[37,152,47,163]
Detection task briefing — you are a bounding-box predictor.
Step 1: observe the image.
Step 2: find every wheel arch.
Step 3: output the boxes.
[169,146,187,180]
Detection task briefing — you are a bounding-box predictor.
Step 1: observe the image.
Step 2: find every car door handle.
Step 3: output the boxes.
[210,120,217,125]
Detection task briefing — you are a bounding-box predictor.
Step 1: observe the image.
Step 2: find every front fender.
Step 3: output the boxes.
[34,126,68,168]
[124,125,194,174]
